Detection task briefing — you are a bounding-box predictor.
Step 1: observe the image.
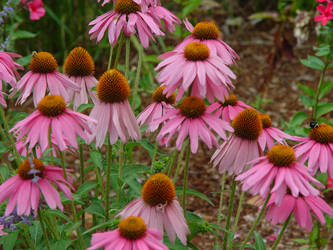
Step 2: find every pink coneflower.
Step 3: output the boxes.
[88,216,168,250]
[151,96,233,153]
[137,86,175,132]
[97,0,157,8]
[148,5,181,32]
[266,192,333,232]
[0,158,73,216]
[155,42,236,103]
[15,52,79,107]
[212,94,251,122]
[88,69,140,147]
[179,19,239,65]
[118,173,189,245]
[293,124,333,177]
[315,1,333,25]
[211,108,263,175]
[28,0,45,20]
[89,0,178,48]
[10,95,96,153]
[258,113,296,151]
[0,87,7,108]
[0,51,23,87]
[64,47,98,110]
[236,145,324,204]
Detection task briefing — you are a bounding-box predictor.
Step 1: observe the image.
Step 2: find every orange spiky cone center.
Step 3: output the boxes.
[192,22,219,40]
[232,108,262,140]
[152,86,176,105]
[115,0,141,14]
[184,42,210,61]
[29,52,57,73]
[178,96,206,118]
[37,95,66,117]
[64,47,95,77]
[18,159,45,180]
[222,94,238,106]
[118,216,146,240]
[309,124,333,144]
[259,113,272,129]
[267,145,295,167]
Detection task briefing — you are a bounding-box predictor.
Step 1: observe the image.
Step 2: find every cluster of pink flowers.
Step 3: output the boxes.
[315,0,333,25]
[20,0,45,21]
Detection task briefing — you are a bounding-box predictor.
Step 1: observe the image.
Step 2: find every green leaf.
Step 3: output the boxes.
[254,231,266,250]
[64,221,81,233]
[300,56,325,70]
[45,210,72,222]
[319,81,333,99]
[176,187,214,206]
[89,151,103,169]
[11,30,37,40]
[50,239,72,250]
[77,104,94,113]
[83,221,116,235]
[76,181,97,196]
[3,231,19,250]
[297,83,315,97]
[44,5,73,36]
[316,103,333,117]
[299,95,314,107]
[290,112,309,126]
[181,0,202,18]
[85,199,105,218]
[16,55,32,66]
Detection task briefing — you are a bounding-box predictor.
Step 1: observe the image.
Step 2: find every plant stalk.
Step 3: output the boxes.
[271,214,292,250]
[181,140,191,212]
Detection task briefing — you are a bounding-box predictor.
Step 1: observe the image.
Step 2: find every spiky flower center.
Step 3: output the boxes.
[259,113,272,129]
[267,145,295,167]
[309,124,333,144]
[142,173,176,207]
[118,216,146,240]
[37,95,66,117]
[178,96,206,118]
[152,86,176,105]
[184,42,210,61]
[115,0,140,15]
[192,22,219,40]
[222,94,238,106]
[18,159,45,180]
[232,108,262,140]
[29,52,58,73]
[64,47,95,76]
[97,69,130,103]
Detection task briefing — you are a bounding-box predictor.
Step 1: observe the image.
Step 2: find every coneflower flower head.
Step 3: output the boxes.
[118,173,189,245]
[15,51,79,106]
[294,123,333,177]
[64,47,98,110]
[137,86,175,132]
[0,51,23,87]
[236,145,324,204]
[89,69,140,147]
[88,216,168,250]
[211,108,263,175]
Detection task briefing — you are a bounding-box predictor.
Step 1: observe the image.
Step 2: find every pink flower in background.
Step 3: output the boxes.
[137,86,176,133]
[0,158,74,216]
[155,41,235,103]
[315,1,333,25]
[0,52,23,87]
[0,87,7,108]
[151,96,233,153]
[293,124,333,177]
[88,216,168,250]
[118,174,189,245]
[236,145,324,204]
[328,177,333,191]
[28,0,45,20]
[15,52,79,107]
[10,95,96,153]
[148,5,181,32]
[266,193,333,232]
[88,70,140,147]
[211,109,263,175]
[212,94,251,122]
[179,19,239,65]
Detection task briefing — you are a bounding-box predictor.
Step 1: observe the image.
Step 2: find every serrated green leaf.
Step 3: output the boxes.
[83,221,116,235]
[316,103,333,118]
[290,112,309,126]
[76,181,97,196]
[300,56,325,70]
[3,231,19,250]
[89,151,103,169]
[11,30,37,40]
[50,239,72,250]
[85,199,105,218]
[297,83,315,97]
[319,81,333,99]
[176,187,214,206]
[299,95,314,107]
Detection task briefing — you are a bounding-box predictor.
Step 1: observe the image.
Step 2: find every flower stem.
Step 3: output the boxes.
[59,151,68,180]
[70,201,85,249]
[230,190,245,249]
[107,46,114,70]
[182,140,191,212]
[105,142,112,221]
[38,208,51,250]
[22,224,36,250]
[167,150,178,177]
[118,142,124,201]
[217,172,227,225]
[222,177,237,250]
[239,193,271,250]
[173,140,188,184]
[131,42,143,108]
[48,129,54,165]
[125,37,130,79]
[78,144,85,228]
[271,214,292,250]
[113,34,124,69]
[150,139,159,174]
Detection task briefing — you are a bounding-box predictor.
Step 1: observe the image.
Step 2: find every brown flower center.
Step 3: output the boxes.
[64,47,95,77]
[152,86,176,105]
[37,95,66,117]
[18,158,45,180]
[29,52,58,74]
[309,124,333,144]
[118,216,146,240]
[232,108,262,140]
[142,173,176,207]
[192,22,219,40]
[259,113,272,129]
[267,145,295,167]
[222,94,238,106]
[184,42,210,61]
[115,0,141,15]
[97,69,130,103]
[178,96,206,118]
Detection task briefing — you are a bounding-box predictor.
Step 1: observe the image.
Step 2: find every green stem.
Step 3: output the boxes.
[107,46,114,70]
[125,37,130,79]
[167,150,178,177]
[59,151,68,180]
[315,221,321,250]
[131,43,143,108]
[22,224,36,250]
[150,139,159,174]
[223,178,237,250]
[105,142,112,222]
[271,214,292,250]
[230,190,245,249]
[217,172,227,225]
[113,34,124,69]
[239,193,272,250]
[118,143,124,201]
[172,141,188,184]
[48,130,54,165]
[181,140,191,212]
[78,144,85,228]
[70,201,85,249]
[38,209,51,250]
